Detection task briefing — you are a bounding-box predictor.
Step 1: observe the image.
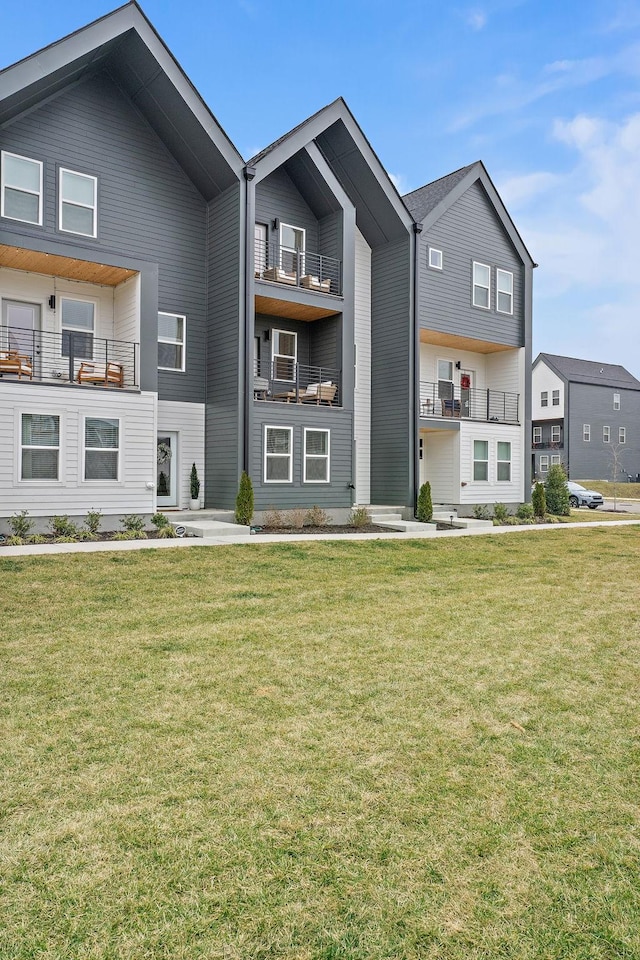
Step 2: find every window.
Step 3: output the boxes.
[272,329,297,381]
[59,168,97,237]
[473,439,489,481]
[497,441,511,481]
[280,223,305,274]
[1,151,42,225]
[552,389,560,406]
[619,427,626,443]
[496,269,513,314]
[583,424,590,441]
[603,426,610,443]
[533,426,542,444]
[551,425,561,443]
[304,428,330,483]
[541,391,548,407]
[539,455,549,473]
[158,313,186,371]
[472,262,490,309]
[551,455,561,466]
[21,414,59,480]
[264,426,292,482]
[613,393,620,410]
[61,298,94,359]
[428,247,443,270]
[437,359,454,400]
[84,417,119,481]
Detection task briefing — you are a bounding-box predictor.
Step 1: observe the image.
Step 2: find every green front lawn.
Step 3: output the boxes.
[2,529,640,959]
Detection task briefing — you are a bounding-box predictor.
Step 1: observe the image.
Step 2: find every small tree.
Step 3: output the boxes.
[190,463,200,502]
[544,464,570,516]
[532,481,546,518]
[235,471,254,525]
[416,481,433,522]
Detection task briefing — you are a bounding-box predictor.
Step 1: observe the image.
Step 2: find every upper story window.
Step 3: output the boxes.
[272,329,297,381]
[613,393,620,410]
[59,168,97,237]
[472,262,491,309]
[496,269,513,314]
[428,247,443,270]
[533,426,542,444]
[61,298,95,360]
[603,425,610,442]
[280,223,305,274]
[21,413,59,481]
[1,151,43,225]
[551,425,561,443]
[583,424,590,441]
[437,359,454,400]
[552,389,560,405]
[619,427,626,443]
[158,313,186,372]
[541,391,548,407]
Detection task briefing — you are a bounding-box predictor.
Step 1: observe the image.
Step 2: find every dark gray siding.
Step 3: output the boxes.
[205,183,242,508]
[250,405,353,510]
[256,168,319,252]
[370,236,413,504]
[420,182,524,347]
[567,383,640,480]
[0,71,208,402]
[318,210,342,260]
[254,314,341,373]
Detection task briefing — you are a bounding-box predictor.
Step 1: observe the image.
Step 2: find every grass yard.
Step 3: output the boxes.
[2,528,640,959]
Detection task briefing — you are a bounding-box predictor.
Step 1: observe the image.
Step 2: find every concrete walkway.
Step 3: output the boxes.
[2,516,639,557]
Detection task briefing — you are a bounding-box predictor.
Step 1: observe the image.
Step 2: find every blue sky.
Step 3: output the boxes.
[4,0,640,374]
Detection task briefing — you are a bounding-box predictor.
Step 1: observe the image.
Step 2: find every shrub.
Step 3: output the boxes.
[27,534,47,544]
[54,536,79,544]
[84,509,102,536]
[493,502,510,523]
[350,506,370,528]
[6,535,24,546]
[532,482,546,518]
[9,510,33,539]
[473,504,491,520]
[235,471,254,525]
[416,482,433,522]
[305,505,330,527]
[288,509,307,529]
[516,502,534,521]
[544,465,570,516]
[112,530,138,541]
[263,507,285,528]
[121,514,146,533]
[151,512,170,530]
[190,463,200,501]
[157,525,177,539]
[50,515,79,538]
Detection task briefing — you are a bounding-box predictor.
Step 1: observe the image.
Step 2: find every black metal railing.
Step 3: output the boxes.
[253,359,341,406]
[419,381,519,423]
[0,326,138,388]
[254,239,342,296]
[532,440,564,449]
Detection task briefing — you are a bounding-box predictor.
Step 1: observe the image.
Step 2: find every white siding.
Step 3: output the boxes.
[423,430,459,502]
[0,382,157,517]
[354,227,371,504]
[157,400,205,508]
[113,274,140,345]
[532,360,564,419]
[459,421,523,504]
[420,343,521,395]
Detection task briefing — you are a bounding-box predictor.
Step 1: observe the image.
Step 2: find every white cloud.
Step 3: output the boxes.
[497,171,560,209]
[465,9,487,31]
[388,171,411,195]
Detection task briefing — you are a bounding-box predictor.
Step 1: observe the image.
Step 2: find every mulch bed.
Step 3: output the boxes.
[253,524,394,535]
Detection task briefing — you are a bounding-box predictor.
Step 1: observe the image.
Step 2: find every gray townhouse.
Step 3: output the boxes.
[532,353,640,481]
[0,3,533,526]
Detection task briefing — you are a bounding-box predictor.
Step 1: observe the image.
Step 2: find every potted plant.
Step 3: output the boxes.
[189,462,201,510]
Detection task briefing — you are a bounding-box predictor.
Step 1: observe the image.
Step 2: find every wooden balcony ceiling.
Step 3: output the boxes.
[0,245,137,286]
[255,294,340,322]
[420,327,513,354]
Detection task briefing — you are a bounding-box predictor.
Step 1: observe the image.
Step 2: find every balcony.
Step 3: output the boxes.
[0,326,138,389]
[253,359,341,406]
[255,240,342,297]
[420,381,519,424]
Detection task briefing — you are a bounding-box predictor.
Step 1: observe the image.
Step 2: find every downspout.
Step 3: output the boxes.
[412,221,423,514]
[242,165,256,475]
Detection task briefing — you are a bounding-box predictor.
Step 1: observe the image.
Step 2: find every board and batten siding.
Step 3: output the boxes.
[0,383,157,518]
[354,228,371,504]
[420,182,524,347]
[422,430,459,503]
[459,422,523,504]
[157,400,205,509]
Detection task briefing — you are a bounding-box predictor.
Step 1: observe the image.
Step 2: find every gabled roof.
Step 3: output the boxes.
[535,353,640,390]
[0,1,243,198]
[247,98,414,248]
[403,160,535,267]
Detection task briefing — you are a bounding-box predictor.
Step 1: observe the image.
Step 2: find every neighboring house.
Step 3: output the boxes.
[0,5,533,525]
[532,353,640,481]
[404,163,534,510]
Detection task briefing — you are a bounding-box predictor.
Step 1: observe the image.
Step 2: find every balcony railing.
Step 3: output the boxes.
[419,381,519,423]
[253,359,341,406]
[255,239,342,296]
[0,326,138,388]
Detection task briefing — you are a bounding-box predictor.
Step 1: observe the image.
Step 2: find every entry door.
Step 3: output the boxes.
[157,432,179,507]
[460,368,475,419]
[254,223,268,277]
[2,300,41,375]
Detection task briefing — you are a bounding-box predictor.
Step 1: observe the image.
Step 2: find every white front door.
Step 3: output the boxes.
[2,300,41,376]
[157,432,179,507]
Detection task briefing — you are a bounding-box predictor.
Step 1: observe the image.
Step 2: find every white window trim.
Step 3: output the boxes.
[158,312,187,373]
[496,268,513,315]
[264,425,293,484]
[428,247,443,270]
[613,393,621,410]
[473,439,489,482]
[551,455,561,466]
[303,428,330,483]
[59,167,97,238]
[19,411,61,483]
[61,296,97,361]
[603,425,610,443]
[551,425,561,443]
[1,151,43,226]
[539,455,549,473]
[619,427,626,443]
[496,441,512,482]
[583,424,590,442]
[541,391,548,407]
[552,390,560,406]
[472,261,491,310]
[533,426,542,444]
[279,222,305,274]
[82,415,121,483]
[272,328,297,383]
